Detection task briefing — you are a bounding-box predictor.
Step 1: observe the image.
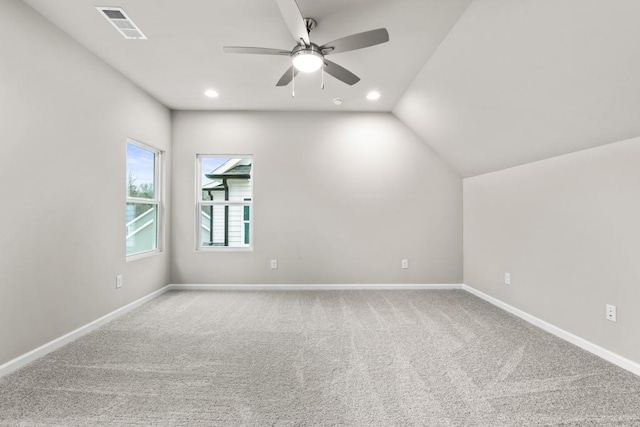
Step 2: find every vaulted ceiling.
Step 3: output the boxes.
[21,0,640,177]
[394,0,640,176]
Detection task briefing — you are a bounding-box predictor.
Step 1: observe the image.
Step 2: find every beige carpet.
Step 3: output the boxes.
[1,290,639,426]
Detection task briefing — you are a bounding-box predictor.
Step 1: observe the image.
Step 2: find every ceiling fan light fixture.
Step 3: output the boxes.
[292,49,323,73]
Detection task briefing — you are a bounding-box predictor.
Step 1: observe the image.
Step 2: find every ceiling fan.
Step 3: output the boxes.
[223,0,389,89]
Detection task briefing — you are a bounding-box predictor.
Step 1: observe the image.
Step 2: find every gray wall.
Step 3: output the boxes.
[172,111,462,285]
[464,137,640,364]
[0,0,171,366]
[10,0,636,376]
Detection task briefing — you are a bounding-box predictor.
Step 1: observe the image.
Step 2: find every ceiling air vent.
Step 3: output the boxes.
[96,7,147,40]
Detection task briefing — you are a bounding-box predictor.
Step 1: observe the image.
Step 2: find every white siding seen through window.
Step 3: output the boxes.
[197,155,253,250]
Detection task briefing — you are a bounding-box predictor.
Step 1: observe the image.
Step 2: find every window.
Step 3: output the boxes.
[197,155,253,250]
[243,198,251,245]
[126,140,161,257]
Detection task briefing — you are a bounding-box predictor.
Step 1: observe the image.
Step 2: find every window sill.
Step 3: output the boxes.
[196,247,253,252]
[126,249,162,262]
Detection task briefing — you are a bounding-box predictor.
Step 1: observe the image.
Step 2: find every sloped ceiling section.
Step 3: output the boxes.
[393,0,640,177]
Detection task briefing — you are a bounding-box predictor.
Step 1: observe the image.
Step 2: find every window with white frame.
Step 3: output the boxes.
[126,140,161,257]
[197,155,253,250]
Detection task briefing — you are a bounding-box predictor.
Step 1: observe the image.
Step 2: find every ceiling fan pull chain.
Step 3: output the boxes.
[321,65,325,89]
[292,67,295,98]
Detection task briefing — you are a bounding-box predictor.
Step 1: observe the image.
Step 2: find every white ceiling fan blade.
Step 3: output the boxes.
[276,66,299,86]
[223,46,291,55]
[321,28,389,55]
[276,0,310,45]
[323,60,360,86]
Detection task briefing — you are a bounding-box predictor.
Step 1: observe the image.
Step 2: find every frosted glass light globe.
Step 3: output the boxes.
[292,50,323,73]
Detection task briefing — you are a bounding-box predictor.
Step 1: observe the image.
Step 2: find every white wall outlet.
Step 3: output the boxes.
[606,304,617,322]
[115,275,123,289]
[270,259,278,270]
[401,259,409,269]
[504,272,511,285]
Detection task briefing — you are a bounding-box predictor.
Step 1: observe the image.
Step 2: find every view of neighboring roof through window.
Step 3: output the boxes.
[197,156,253,250]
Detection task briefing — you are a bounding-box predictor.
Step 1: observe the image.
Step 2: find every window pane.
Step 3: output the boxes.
[200,157,252,202]
[199,204,250,247]
[126,203,157,255]
[127,143,155,199]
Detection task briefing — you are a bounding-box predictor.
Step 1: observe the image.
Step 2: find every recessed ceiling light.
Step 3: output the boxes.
[204,89,219,98]
[333,98,344,106]
[366,91,381,101]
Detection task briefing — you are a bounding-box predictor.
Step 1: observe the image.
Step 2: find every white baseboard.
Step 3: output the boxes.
[168,283,464,291]
[0,285,172,378]
[462,284,640,377]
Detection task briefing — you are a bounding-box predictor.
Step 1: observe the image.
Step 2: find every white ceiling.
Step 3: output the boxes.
[21,0,471,111]
[394,0,640,176]
[21,0,640,176]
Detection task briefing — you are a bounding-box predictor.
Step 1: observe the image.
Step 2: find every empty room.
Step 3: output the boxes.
[1,0,639,425]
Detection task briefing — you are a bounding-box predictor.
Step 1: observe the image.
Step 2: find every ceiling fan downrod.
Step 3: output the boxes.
[304,18,317,35]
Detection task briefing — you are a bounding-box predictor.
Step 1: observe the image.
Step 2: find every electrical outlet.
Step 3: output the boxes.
[504,273,511,285]
[270,259,278,270]
[116,275,123,289]
[401,259,409,269]
[606,304,617,322]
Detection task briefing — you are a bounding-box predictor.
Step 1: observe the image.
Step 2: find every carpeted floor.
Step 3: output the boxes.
[1,290,639,426]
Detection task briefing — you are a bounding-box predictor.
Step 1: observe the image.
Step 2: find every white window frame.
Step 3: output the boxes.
[126,138,162,260]
[196,154,253,252]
